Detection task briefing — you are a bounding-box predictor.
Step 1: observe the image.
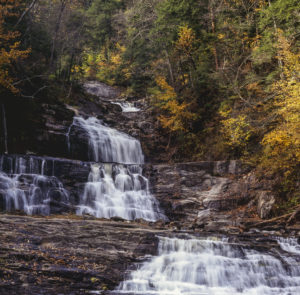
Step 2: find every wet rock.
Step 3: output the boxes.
[196,209,216,224]
[84,81,121,100]
[0,192,5,211]
[0,154,91,214]
[0,215,163,295]
[148,162,249,224]
[257,191,276,219]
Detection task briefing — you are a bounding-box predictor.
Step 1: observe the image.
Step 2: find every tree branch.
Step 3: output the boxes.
[15,0,38,27]
[20,86,48,99]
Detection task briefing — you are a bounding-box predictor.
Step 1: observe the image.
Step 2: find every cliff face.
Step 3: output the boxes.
[147,161,288,233]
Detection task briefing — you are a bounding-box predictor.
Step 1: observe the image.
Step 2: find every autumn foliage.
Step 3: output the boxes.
[261,31,300,175]
[0,0,30,93]
[154,76,195,133]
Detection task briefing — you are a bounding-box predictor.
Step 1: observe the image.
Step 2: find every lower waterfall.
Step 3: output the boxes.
[0,155,69,215]
[115,236,300,295]
[77,163,165,221]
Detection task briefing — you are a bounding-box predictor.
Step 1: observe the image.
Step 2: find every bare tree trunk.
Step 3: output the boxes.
[67,53,75,82]
[49,0,67,70]
[268,0,283,78]
[15,0,38,27]
[164,50,175,87]
[209,5,219,71]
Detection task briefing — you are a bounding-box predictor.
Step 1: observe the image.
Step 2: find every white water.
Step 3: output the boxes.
[70,116,144,164]
[277,237,300,255]
[112,102,141,113]
[0,156,69,215]
[77,163,165,221]
[72,115,166,221]
[116,236,300,295]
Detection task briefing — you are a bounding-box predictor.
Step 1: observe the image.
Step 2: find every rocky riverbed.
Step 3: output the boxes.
[0,214,165,295]
[1,214,299,295]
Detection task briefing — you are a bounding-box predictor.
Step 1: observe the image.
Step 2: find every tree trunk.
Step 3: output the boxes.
[49,0,67,70]
[164,50,175,87]
[209,5,219,71]
[268,0,283,78]
[15,0,38,27]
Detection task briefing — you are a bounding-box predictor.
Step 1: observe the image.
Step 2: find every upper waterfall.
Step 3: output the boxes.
[68,116,144,164]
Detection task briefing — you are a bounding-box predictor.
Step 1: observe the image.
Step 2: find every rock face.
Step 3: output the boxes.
[0,215,162,295]
[148,161,246,220]
[0,98,74,158]
[257,191,276,219]
[84,81,121,100]
[146,160,277,231]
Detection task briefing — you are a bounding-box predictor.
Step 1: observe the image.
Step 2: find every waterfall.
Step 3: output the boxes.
[66,120,74,153]
[111,102,140,113]
[277,237,300,255]
[115,236,300,295]
[0,155,69,215]
[69,116,144,164]
[1,104,8,154]
[77,163,165,221]
[69,115,166,221]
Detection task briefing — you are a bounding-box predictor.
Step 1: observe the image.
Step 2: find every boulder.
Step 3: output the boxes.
[84,81,121,100]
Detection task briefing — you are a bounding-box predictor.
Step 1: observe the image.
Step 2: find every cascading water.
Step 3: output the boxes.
[0,155,69,215]
[277,237,300,255]
[69,116,144,164]
[115,236,300,295]
[111,102,141,113]
[68,116,165,221]
[77,163,165,221]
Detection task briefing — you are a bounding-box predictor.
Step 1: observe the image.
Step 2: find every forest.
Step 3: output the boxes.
[0,0,299,211]
[1,1,300,294]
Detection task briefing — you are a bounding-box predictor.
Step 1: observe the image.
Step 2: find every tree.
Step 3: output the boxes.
[85,0,124,51]
[0,0,30,93]
[154,75,195,133]
[261,31,300,175]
